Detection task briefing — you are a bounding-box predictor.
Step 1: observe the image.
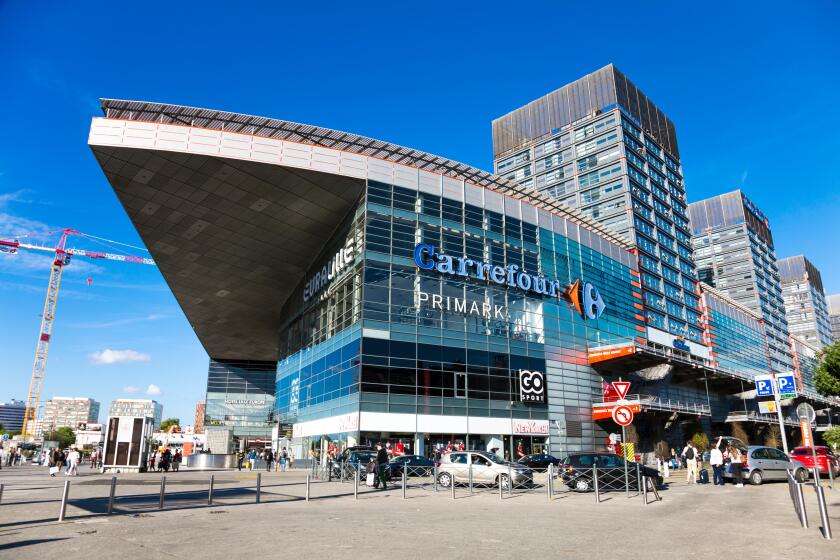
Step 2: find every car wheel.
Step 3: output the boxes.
[437,472,452,487]
[498,474,510,489]
[749,470,763,485]
[795,468,809,483]
[573,478,591,492]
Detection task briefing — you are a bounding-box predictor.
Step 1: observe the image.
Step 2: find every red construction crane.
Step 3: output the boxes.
[0,228,155,438]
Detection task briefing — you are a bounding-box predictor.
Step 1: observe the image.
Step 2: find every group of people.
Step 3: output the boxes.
[0,446,22,468]
[46,447,80,476]
[679,436,745,487]
[236,447,295,471]
[147,448,182,472]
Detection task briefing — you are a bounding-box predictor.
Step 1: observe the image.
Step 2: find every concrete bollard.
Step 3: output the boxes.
[208,474,215,506]
[256,473,262,504]
[58,480,70,522]
[107,476,117,514]
[159,476,166,509]
[306,474,311,502]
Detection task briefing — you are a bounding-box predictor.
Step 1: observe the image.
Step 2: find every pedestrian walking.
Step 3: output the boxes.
[68,447,80,476]
[281,448,289,472]
[375,443,388,490]
[237,450,245,471]
[710,436,725,486]
[265,449,273,472]
[248,449,256,471]
[682,441,698,484]
[173,450,182,472]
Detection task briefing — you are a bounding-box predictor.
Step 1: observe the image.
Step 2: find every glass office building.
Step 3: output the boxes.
[205,360,277,445]
[275,176,642,458]
[689,190,793,373]
[778,255,832,349]
[492,64,707,359]
[828,294,840,342]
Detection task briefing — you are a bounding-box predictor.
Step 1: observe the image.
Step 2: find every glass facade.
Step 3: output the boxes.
[205,359,276,442]
[274,177,642,456]
[700,285,768,378]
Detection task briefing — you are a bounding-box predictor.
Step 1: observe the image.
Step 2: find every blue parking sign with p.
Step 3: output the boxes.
[755,375,774,397]
[777,374,797,397]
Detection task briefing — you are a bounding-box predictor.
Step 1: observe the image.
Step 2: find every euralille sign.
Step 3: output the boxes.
[413,243,605,320]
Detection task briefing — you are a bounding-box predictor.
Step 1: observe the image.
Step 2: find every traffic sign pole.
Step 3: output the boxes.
[772,374,790,455]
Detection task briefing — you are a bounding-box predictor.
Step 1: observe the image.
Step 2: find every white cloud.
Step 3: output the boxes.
[122,385,140,394]
[145,384,162,396]
[88,348,151,365]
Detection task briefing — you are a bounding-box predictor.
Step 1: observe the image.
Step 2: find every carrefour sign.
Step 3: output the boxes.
[412,243,605,320]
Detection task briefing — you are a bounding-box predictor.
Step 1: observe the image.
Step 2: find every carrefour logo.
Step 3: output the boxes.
[413,243,605,320]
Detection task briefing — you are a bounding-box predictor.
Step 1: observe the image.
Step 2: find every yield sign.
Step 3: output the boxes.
[611,381,631,400]
[612,405,634,426]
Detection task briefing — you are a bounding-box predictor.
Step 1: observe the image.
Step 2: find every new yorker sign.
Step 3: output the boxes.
[413,243,606,320]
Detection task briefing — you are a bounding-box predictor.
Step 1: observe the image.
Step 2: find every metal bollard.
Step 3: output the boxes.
[469,463,473,494]
[434,466,438,492]
[402,469,407,499]
[208,474,215,506]
[256,473,261,504]
[593,465,600,503]
[107,476,117,514]
[642,475,649,505]
[508,464,512,497]
[499,475,504,501]
[636,462,642,497]
[0,483,4,505]
[815,485,833,539]
[795,481,808,528]
[354,470,358,500]
[306,474,311,502]
[828,464,835,490]
[624,458,630,498]
[58,480,70,522]
[546,466,552,502]
[159,476,166,509]
[451,474,455,500]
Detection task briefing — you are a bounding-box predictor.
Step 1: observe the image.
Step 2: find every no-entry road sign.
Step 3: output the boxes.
[612,404,634,426]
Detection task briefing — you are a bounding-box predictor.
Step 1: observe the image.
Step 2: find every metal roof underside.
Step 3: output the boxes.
[99,99,630,250]
[90,145,364,361]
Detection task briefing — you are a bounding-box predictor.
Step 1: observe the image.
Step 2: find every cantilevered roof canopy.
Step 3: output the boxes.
[90,99,632,362]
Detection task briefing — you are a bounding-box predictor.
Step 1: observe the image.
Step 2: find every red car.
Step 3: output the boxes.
[790,446,840,476]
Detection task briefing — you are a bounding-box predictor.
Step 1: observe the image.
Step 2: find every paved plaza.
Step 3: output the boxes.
[0,465,837,559]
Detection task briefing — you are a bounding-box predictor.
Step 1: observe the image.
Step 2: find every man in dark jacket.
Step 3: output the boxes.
[376,443,389,490]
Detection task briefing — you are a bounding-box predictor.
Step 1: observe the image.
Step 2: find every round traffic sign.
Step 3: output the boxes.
[612,405,634,427]
[796,403,816,424]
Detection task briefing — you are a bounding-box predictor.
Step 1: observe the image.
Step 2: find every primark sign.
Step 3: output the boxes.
[413,243,606,320]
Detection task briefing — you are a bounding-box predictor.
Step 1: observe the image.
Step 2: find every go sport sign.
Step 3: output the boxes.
[519,369,546,403]
[412,243,606,320]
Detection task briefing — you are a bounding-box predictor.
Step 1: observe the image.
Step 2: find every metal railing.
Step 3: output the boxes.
[597,393,711,416]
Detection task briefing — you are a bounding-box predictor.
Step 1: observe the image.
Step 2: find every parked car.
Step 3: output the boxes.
[559,452,663,492]
[790,446,840,477]
[331,448,376,480]
[436,451,532,489]
[725,445,809,485]
[383,455,436,480]
[516,453,561,470]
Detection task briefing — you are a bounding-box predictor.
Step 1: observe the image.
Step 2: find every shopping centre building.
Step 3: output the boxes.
[88,67,839,458]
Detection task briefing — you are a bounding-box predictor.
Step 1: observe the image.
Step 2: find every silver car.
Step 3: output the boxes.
[437,451,532,488]
[725,445,808,485]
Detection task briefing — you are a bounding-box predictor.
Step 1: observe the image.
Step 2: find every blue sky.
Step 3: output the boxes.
[0,1,838,426]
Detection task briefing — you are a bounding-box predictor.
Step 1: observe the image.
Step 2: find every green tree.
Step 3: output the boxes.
[815,341,840,397]
[823,426,840,451]
[690,432,710,452]
[160,418,180,432]
[46,427,76,448]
